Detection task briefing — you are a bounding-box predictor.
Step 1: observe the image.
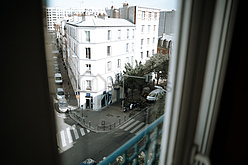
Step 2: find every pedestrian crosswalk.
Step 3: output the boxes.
[57,124,91,149]
[119,119,149,135]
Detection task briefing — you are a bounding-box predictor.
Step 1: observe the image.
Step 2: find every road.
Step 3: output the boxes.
[57,111,148,165]
[47,47,152,165]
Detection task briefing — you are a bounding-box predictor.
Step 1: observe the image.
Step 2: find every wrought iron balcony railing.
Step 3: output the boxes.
[98,114,164,165]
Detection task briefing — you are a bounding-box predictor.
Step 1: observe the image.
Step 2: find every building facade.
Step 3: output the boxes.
[157,33,173,59]
[158,10,176,37]
[113,3,160,64]
[66,15,135,110]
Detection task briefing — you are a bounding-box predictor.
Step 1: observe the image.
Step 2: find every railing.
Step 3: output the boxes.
[98,114,164,165]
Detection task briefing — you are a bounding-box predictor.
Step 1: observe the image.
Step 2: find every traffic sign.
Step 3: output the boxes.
[76,95,80,99]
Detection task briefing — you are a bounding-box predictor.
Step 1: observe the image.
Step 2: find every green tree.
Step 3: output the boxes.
[144,53,170,85]
[123,61,146,99]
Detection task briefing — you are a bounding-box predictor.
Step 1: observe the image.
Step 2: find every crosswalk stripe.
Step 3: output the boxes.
[124,120,140,131]
[119,119,135,129]
[80,128,85,136]
[60,130,66,147]
[135,124,149,135]
[130,122,145,133]
[72,125,79,140]
[66,127,73,143]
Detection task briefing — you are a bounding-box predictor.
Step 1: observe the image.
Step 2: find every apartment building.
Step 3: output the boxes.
[110,3,160,64]
[66,15,135,110]
[46,7,65,31]
[45,7,107,31]
[158,10,176,37]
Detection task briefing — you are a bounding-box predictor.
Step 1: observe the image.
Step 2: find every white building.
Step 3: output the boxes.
[110,3,160,64]
[46,7,65,31]
[66,15,135,110]
[45,7,107,31]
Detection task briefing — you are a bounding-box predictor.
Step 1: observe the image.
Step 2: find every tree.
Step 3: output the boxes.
[144,53,170,85]
[122,61,146,99]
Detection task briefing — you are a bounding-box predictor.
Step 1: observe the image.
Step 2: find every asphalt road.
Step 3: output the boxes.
[54,107,149,165]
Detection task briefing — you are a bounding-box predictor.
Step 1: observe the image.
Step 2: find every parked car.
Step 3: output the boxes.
[58,98,69,113]
[55,73,62,84]
[56,88,65,100]
[146,86,167,102]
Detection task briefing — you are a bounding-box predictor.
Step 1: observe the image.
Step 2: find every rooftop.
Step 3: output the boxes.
[67,16,135,27]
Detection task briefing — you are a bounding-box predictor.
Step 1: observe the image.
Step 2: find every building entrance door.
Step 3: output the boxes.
[86,98,93,109]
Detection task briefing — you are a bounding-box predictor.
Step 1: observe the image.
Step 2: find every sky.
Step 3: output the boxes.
[46,0,177,10]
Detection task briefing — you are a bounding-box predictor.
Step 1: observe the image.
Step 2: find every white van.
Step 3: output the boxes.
[55,73,62,84]
[146,87,167,102]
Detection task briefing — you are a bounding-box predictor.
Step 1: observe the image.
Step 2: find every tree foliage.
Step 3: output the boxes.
[144,53,170,85]
[122,61,146,97]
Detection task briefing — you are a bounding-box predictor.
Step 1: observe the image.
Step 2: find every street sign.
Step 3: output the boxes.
[76,95,80,99]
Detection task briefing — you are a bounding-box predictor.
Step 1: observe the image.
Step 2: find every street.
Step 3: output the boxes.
[48,49,154,165]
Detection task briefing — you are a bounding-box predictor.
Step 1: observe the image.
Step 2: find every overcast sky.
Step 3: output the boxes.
[47,0,177,10]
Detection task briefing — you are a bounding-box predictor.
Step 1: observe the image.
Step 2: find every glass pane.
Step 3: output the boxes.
[43,0,177,164]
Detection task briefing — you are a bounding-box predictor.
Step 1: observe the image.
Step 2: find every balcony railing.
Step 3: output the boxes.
[98,114,164,165]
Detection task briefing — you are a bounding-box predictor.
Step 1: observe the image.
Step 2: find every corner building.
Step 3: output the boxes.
[66,15,135,110]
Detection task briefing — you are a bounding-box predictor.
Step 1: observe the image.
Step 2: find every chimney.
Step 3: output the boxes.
[162,32,166,38]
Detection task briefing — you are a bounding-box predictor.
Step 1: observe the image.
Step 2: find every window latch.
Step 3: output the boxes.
[190,144,211,165]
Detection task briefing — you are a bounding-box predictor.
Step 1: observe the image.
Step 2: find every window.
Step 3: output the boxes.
[148,12,151,19]
[117,59,121,68]
[86,80,91,90]
[127,29,129,39]
[107,61,112,71]
[85,31,90,42]
[107,46,111,56]
[125,57,129,64]
[141,52,143,59]
[154,12,157,19]
[86,48,91,59]
[147,51,149,57]
[147,38,150,45]
[132,29,134,38]
[153,37,155,44]
[142,11,145,19]
[141,39,144,46]
[118,30,121,40]
[126,43,129,52]
[152,49,154,55]
[108,30,111,40]
[148,25,151,33]
[141,25,144,32]
[132,43,134,52]
[86,64,91,71]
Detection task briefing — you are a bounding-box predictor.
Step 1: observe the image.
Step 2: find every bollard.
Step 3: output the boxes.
[109,124,111,130]
[124,115,126,121]
[89,121,91,128]
[83,118,85,125]
[114,122,116,128]
[119,118,121,125]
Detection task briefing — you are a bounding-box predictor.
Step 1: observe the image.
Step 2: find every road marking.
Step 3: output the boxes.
[80,128,85,136]
[60,130,66,147]
[124,121,140,131]
[66,127,73,143]
[119,119,135,129]
[135,124,149,135]
[72,125,79,140]
[130,122,145,133]
[86,129,90,133]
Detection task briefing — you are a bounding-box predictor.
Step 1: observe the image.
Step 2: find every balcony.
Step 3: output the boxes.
[97,115,164,165]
